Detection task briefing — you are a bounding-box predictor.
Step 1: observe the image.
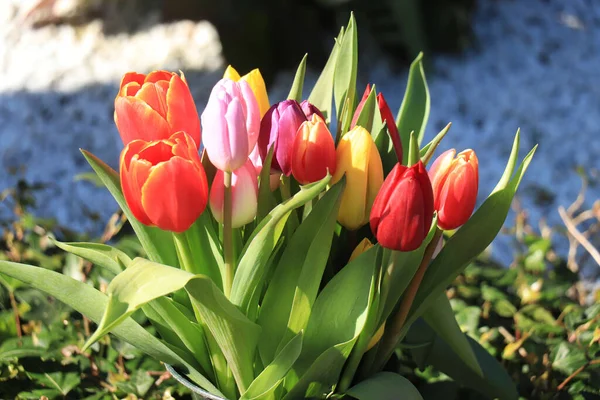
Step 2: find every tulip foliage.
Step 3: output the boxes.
[0,14,536,400]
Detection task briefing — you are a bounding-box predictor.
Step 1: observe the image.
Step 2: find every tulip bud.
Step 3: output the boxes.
[300,100,325,121]
[120,132,208,233]
[291,115,336,185]
[115,70,201,147]
[332,126,384,230]
[370,161,434,251]
[209,160,259,228]
[201,78,261,172]
[429,149,479,230]
[351,84,403,163]
[349,238,374,262]
[224,65,270,117]
[258,100,307,176]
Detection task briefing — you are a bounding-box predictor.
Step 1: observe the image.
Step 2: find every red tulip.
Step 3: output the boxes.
[351,84,403,163]
[120,131,208,233]
[115,71,201,147]
[429,149,479,230]
[370,161,434,251]
[291,114,336,184]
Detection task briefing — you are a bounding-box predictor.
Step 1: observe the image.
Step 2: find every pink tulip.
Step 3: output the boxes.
[201,79,260,172]
[209,159,259,228]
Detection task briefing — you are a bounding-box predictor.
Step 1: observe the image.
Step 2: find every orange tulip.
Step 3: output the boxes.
[120,131,208,233]
[115,70,201,147]
[291,114,336,185]
[429,149,479,230]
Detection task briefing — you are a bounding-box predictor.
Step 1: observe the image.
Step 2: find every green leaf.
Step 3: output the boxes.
[408,319,518,400]
[334,13,358,130]
[285,247,378,398]
[287,54,307,102]
[29,372,81,396]
[231,174,332,316]
[86,258,260,394]
[405,136,536,334]
[185,213,224,288]
[422,294,483,377]
[257,180,345,364]
[308,28,342,123]
[396,52,430,162]
[346,372,423,400]
[420,122,452,165]
[149,297,214,381]
[552,342,588,375]
[241,333,303,400]
[0,259,221,396]
[50,239,130,275]
[282,341,354,400]
[492,129,521,194]
[81,150,178,267]
[379,220,438,325]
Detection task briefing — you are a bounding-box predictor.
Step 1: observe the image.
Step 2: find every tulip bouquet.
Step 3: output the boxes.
[0,15,535,400]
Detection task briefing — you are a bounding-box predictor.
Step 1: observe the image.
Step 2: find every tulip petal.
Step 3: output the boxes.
[145,70,175,84]
[120,72,146,91]
[121,82,141,97]
[114,97,171,145]
[238,80,261,151]
[166,74,201,148]
[141,157,208,233]
[120,141,153,226]
[224,98,250,171]
[224,65,241,81]
[241,69,270,117]
[136,82,169,118]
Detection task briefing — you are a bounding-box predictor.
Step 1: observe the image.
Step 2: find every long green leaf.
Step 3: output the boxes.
[185,213,223,288]
[231,174,332,316]
[395,52,430,162]
[284,247,378,398]
[308,28,342,123]
[241,333,303,400]
[0,260,221,396]
[407,319,517,400]
[282,340,354,400]
[81,150,178,267]
[50,239,130,275]
[346,372,423,400]
[257,180,344,364]
[287,54,307,102]
[378,222,437,325]
[334,13,358,129]
[422,293,483,377]
[84,258,260,394]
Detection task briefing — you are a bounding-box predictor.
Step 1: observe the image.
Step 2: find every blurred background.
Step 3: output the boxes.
[0,0,598,277]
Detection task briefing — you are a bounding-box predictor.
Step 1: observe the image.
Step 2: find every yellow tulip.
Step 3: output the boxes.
[332,126,384,230]
[349,238,374,262]
[223,65,270,117]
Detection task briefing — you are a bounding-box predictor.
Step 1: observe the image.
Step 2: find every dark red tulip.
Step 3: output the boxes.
[370,161,434,251]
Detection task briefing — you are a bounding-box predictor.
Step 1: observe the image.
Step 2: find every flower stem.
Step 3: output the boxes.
[373,228,443,372]
[223,170,234,298]
[173,231,195,274]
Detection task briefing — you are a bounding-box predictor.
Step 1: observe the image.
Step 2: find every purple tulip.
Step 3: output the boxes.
[258,100,307,176]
